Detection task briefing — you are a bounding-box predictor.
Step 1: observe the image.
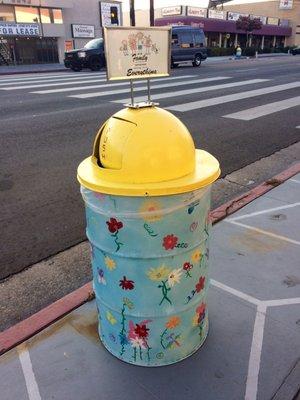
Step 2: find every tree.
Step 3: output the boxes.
[129,0,135,26]
[236,16,262,47]
[149,0,154,26]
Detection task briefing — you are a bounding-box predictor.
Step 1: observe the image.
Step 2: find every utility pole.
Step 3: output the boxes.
[149,0,154,26]
[129,0,135,26]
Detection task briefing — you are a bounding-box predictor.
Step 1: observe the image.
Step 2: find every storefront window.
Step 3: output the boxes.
[15,6,40,23]
[52,9,63,24]
[40,8,51,24]
[206,32,219,47]
[0,5,15,22]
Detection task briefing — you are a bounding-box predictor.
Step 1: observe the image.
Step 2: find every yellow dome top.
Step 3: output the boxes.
[77,106,220,196]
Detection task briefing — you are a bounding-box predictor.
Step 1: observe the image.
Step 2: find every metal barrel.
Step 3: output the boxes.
[81,185,212,366]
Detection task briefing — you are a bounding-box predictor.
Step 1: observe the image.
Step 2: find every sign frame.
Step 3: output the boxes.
[99,0,122,27]
[71,24,95,39]
[161,6,182,17]
[208,9,225,20]
[187,6,207,18]
[104,26,171,82]
[0,22,40,36]
[279,0,293,9]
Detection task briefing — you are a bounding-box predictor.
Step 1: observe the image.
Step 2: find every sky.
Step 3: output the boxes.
[121,0,210,12]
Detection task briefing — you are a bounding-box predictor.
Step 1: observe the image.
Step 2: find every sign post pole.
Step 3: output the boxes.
[147,79,151,103]
[130,79,134,106]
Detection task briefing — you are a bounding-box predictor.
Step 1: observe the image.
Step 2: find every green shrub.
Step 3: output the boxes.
[244,47,256,57]
[207,47,235,57]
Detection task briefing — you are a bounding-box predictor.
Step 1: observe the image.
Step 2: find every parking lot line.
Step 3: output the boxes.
[227,202,300,221]
[17,343,41,400]
[227,221,300,246]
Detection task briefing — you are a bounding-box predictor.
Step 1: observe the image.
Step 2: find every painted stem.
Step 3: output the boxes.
[120,303,126,356]
[146,345,151,362]
[159,281,172,306]
[133,347,137,362]
[139,346,143,361]
[112,231,123,252]
[160,328,168,349]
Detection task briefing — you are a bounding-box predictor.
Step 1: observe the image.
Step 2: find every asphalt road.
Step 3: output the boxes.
[1,56,300,279]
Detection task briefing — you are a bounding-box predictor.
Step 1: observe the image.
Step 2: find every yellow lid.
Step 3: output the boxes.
[77,107,220,196]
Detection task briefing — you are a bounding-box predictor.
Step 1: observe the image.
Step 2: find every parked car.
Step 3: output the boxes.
[64,38,105,71]
[171,26,207,68]
[291,46,300,55]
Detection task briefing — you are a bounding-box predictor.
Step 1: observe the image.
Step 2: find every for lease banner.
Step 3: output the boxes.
[0,22,40,36]
[104,27,171,81]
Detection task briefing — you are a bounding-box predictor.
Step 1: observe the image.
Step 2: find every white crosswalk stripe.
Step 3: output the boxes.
[1,70,298,123]
[1,77,108,90]
[223,96,300,120]
[0,72,106,83]
[166,82,300,112]
[69,76,231,99]
[112,79,268,104]
[31,75,194,94]
[0,73,107,87]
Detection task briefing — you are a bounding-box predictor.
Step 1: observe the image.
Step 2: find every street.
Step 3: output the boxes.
[1,56,300,280]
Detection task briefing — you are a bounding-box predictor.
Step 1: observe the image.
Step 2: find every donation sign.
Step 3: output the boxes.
[104,27,171,81]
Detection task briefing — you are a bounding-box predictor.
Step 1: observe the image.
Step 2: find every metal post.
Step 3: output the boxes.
[147,79,151,103]
[130,79,134,106]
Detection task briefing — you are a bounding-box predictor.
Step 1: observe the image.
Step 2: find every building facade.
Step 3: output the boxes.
[123,4,296,49]
[154,5,292,49]
[219,0,300,47]
[0,0,122,65]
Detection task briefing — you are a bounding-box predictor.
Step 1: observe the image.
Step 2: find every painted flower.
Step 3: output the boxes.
[106,217,123,233]
[195,276,206,293]
[165,316,181,329]
[123,297,134,310]
[196,302,206,323]
[97,268,106,285]
[134,324,149,338]
[192,313,200,327]
[163,234,178,250]
[105,256,116,271]
[130,337,146,349]
[183,262,193,271]
[167,268,183,287]
[109,333,116,342]
[139,200,162,222]
[196,302,206,316]
[119,276,135,290]
[94,192,106,201]
[191,248,202,263]
[106,311,117,325]
[147,265,171,281]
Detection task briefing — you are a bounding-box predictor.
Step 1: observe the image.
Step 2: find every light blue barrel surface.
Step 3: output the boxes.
[81,186,212,366]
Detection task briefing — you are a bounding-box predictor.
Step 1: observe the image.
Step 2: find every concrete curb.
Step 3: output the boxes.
[0,162,299,356]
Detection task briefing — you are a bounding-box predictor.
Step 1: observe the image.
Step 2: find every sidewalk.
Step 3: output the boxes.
[0,53,291,75]
[0,63,66,75]
[206,52,291,63]
[0,167,299,400]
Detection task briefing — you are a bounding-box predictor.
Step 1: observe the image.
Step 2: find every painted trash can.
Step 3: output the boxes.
[78,106,220,366]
